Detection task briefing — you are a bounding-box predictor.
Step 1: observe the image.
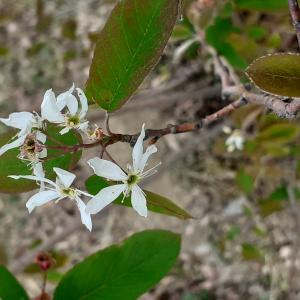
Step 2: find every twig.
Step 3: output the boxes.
[288,0,300,49]
[224,85,300,118]
[41,271,47,296]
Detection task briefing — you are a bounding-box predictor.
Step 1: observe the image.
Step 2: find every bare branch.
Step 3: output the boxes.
[288,0,300,49]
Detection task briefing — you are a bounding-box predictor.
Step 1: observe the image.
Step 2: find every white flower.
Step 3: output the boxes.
[0,112,45,156]
[18,133,47,184]
[9,167,93,231]
[86,125,160,217]
[32,161,46,192]
[224,127,244,152]
[41,84,89,135]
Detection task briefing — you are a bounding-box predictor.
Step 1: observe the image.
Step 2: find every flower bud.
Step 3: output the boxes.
[35,252,53,272]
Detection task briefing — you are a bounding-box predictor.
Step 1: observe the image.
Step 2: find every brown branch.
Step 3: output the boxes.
[224,85,300,118]
[119,97,248,145]
[45,139,103,152]
[288,0,300,49]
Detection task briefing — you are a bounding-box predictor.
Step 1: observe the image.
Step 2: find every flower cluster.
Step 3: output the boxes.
[223,126,245,153]
[1,85,159,231]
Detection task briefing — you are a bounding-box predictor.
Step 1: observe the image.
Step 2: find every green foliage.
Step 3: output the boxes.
[54,230,180,300]
[0,124,82,194]
[0,46,9,57]
[246,26,267,40]
[259,186,288,217]
[246,53,300,97]
[226,226,241,241]
[234,0,287,12]
[205,16,247,69]
[172,18,195,42]
[61,19,77,40]
[0,266,29,300]
[86,175,193,219]
[85,0,179,112]
[236,170,254,194]
[241,243,263,262]
[257,122,300,145]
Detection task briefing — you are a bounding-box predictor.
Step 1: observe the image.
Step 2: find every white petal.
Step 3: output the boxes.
[53,167,76,188]
[56,83,76,112]
[138,144,157,172]
[40,148,47,158]
[41,89,64,123]
[131,185,147,217]
[86,184,126,214]
[132,124,145,171]
[87,157,127,181]
[57,93,78,115]
[76,197,92,231]
[77,121,89,133]
[59,127,70,135]
[26,190,59,213]
[0,112,34,130]
[68,83,75,93]
[0,134,26,156]
[9,174,56,187]
[33,162,45,177]
[76,88,88,118]
[79,190,93,198]
[36,131,47,144]
[33,162,45,191]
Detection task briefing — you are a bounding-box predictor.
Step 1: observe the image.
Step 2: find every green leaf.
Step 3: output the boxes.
[246,53,300,97]
[259,198,284,217]
[246,26,267,40]
[236,170,254,194]
[269,186,288,201]
[205,17,247,69]
[0,266,29,300]
[85,175,193,220]
[226,226,241,241]
[54,230,180,300]
[258,186,288,217]
[234,0,287,11]
[241,243,263,262]
[171,24,194,41]
[256,122,300,145]
[0,124,82,194]
[85,0,179,112]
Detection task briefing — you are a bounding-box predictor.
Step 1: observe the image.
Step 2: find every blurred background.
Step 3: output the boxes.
[1,0,300,299]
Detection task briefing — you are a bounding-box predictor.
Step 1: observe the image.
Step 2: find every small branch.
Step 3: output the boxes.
[45,88,300,151]
[45,139,103,152]
[224,85,300,118]
[119,97,248,145]
[288,0,300,49]
[41,271,47,296]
